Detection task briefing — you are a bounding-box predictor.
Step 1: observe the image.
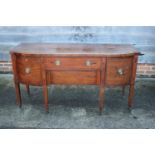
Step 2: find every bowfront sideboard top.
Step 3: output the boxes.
[10,43,139,56]
[10,43,141,113]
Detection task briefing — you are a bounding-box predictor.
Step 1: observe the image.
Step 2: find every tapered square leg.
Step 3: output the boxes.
[42,68,49,113]
[99,86,105,114]
[128,84,134,108]
[15,81,22,107]
[128,55,138,109]
[43,84,49,113]
[99,58,106,114]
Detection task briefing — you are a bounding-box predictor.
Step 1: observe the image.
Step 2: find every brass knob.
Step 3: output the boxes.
[25,67,31,74]
[117,68,124,75]
[25,58,28,62]
[55,60,61,66]
[85,60,91,66]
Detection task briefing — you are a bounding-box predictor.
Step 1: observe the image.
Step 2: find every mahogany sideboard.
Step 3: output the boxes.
[10,43,141,113]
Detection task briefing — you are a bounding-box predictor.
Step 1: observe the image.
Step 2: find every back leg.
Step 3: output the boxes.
[26,84,30,95]
[122,86,125,96]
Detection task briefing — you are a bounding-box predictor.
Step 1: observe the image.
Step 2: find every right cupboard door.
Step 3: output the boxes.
[106,57,133,86]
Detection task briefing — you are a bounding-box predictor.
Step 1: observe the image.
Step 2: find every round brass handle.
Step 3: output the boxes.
[25,67,31,74]
[85,60,91,66]
[55,60,61,66]
[117,68,124,75]
[25,58,28,62]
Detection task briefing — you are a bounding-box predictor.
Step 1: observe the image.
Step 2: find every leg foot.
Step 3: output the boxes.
[128,106,132,113]
[99,108,103,115]
[45,109,49,114]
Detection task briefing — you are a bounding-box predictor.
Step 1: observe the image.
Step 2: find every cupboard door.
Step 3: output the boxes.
[106,57,132,86]
[16,55,42,85]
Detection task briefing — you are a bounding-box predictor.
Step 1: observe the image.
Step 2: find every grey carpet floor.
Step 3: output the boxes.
[0,74,155,129]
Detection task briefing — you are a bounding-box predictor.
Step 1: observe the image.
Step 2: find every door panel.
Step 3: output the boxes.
[16,55,42,85]
[106,57,132,85]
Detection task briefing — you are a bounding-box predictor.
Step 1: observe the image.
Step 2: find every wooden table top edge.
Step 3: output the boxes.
[10,43,141,57]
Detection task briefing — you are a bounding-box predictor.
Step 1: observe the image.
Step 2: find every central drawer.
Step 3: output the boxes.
[46,70,99,85]
[43,57,101,70]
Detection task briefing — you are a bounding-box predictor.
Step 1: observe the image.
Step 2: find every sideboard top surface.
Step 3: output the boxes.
[10,43,140,57]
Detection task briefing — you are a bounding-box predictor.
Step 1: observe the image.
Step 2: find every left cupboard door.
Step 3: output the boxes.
[16,54,42,86]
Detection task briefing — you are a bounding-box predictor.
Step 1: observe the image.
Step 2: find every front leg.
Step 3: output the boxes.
[99,85,105,114]
[11,53,22,107]
[128,55,138,109]
[42,69,49,113]
[128,84,134,109]
[15,81,22,107]
[43,84,49,112]
[99,58,106,114]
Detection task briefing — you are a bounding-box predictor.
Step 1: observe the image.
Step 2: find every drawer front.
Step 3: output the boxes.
[16,56,42,85]
[106,57,132,85]
[46,71,99,85]
[43,57,101,70]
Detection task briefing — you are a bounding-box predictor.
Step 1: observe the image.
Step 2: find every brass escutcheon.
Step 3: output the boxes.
[25,67,31,74]
[117,68,124,75]
[55,60,61,66]
[85,60,91,66]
